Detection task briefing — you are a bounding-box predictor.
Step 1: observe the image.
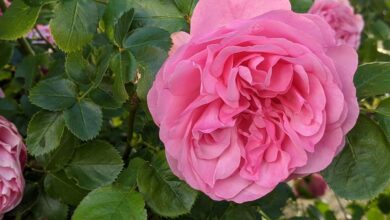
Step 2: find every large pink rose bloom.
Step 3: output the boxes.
[0,116,26,216]
[148,0,359,203]
[309,0,364,49]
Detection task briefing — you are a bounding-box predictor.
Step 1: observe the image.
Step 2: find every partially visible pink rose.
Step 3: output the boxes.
[0,116,26,217]
[148,0,359,203]
[309,0,364,49]
[293,173,328,199]
[27,24,55,45]
[0,0,10,16]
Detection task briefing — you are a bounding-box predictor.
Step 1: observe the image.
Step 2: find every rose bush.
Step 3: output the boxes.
[148,0,359,202]
[0,116,26,217]
[309,0,364,49]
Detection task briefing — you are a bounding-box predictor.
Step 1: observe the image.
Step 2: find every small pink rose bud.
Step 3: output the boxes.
[293,173,328,199]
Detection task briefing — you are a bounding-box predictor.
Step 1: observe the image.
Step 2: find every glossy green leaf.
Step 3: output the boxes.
[15,54,49,89]
[135,46,167,101]
[0,0,41,40]
[375,98,390,141]
[174,0,198,16]
[37,129,78,172]
[64,140,123,190]
[63,100,102,141]
[110,50,136,103]
[29,77,78,111]
[0,41,13,68]
[90,86,121,109]
[355,62,390,98]
[32,193,68,220]
[73,185,147,220]
[322,115,390,200]
[0,98,18,119]
[124,27,171,53]
[291,0,313,13]
[114,9,134,47]
[116,158,145,187]
[137,151,197,217]
[44,171,89,206]
[101,0,133,44]
[130,0,188,33]
[254,183,294,219]
[65,51,91,85]
[26,111,65,156]
[50,0,98,52]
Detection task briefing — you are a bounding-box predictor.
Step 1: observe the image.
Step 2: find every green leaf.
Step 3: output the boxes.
[322,115,390,200]
[37,129,78,172]
[72,185,147,220]
[50,0,98,52]
[354,62,390,98]
[90,45,115,89]
[64,140,124,190]
[184,194,229,220]
[0,98,18,119]
[110,50,136,103]
[114,9,134,47]
[174,0,198,16]
[65,51,91,85]
[0,0,41,40]
[130,0,188,33]
[116,158,145,187]
[290,0,313,13]
[29,77,78,111]
[90,86,121,109]
[135,46,167,101]
[101,0,133,45]
[0,41,13,68]
[63,100,103,141]
[15,54,49,89]
[375,98,390,141]
[32,193,68,220]
[124,27,171,53]
[26,111,65,156]
[254,183,294,219]
[44,171,89,206]
[221,206,261,220]
[137,151,198,217]
[372,20,390,40]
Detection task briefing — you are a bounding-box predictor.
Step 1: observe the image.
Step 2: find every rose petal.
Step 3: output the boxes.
[191,0,291,37]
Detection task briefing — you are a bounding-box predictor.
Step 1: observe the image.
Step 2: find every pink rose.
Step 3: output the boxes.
[309,0,364,49]
[0,116,26,216]
[27,24,55,45]
[147,0,359,203]
[293,173,328,199]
